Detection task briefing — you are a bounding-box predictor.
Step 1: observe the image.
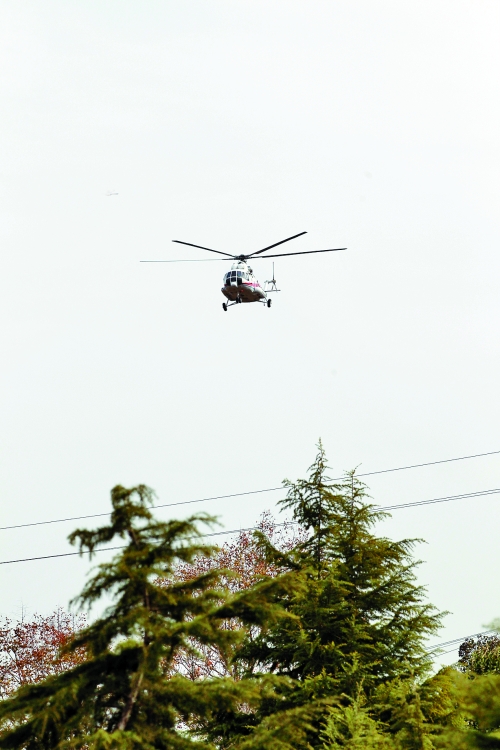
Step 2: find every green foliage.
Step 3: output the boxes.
[0,485,311,750]
[459,635,500,677]
[4,445,491,750]
[321,692,393,749]
[436,672,500,749]
[377,671,459,750]
[320,671,459,750]
[239,443,443,728]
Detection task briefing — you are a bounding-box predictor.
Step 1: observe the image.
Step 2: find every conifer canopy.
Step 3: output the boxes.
[0,485,310,750]
[236,443,443,744]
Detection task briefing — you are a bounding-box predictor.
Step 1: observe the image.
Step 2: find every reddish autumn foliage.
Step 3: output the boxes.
[0,608,87,698]
[159,511,306,680]
[175,511,303,591]
[0,514,303,693]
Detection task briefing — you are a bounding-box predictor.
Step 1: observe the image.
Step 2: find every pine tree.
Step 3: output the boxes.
[437,671,500,749]
[0,485,311,750]
[375,672,457,750]
[321,691,394,749]
[236,443,443,745]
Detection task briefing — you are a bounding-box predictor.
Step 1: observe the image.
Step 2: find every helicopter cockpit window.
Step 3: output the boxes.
[225,270,247,283]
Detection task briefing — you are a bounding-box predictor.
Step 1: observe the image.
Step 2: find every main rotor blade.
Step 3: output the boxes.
[172,240,235,258]
[140,258,229,262]
[250,247,347,259]
[248,231,307,257]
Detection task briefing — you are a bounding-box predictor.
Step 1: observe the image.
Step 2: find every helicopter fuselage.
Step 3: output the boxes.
[221,261,267,304]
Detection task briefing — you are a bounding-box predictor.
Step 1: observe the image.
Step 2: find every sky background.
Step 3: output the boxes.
[1,1,499,663]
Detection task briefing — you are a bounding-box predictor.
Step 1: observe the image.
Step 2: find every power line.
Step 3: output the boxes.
[0,523,286,566]
[2,483,500,546]
[1,449,499,533]
[2,477,500,566]
[427,630,497,654]
[435,639,499,658]
[356,450,500,478]
[0,488,280,532]
[3,485,500,566]
[0,547,124,566]
[381,488,500,512]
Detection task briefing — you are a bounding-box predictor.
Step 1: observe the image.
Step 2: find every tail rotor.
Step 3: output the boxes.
[264,262,280,293]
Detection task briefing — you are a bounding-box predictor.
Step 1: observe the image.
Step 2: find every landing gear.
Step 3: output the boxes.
[267,299,272,308]
[222,303,227,312]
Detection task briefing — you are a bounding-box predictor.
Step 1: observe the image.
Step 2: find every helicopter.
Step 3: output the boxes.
[141,231,346,311]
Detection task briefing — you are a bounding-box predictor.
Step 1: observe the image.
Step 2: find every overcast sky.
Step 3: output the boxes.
[1,1,499,662]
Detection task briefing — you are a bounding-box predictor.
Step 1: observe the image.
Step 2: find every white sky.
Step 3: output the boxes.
[1,1,499,664]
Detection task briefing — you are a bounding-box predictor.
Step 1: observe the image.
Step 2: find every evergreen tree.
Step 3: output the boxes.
[321,691,393,749]
[437,671,500,749]
[237,443,443,745]
[0,485,311,750]
[375,672,456,750]
[439,621,500,746]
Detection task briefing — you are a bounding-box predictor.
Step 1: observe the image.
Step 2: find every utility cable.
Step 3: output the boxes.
[1,449,499,533]
[2,476,500,565]
[3,484,500,566]
[426,631,497,654]
[0,488,279,532]
[0,522,287,566]
[1,485,500,542]
[354,450,500,478]
[434,640,499,658]
[381,488,500,512]
[438,648,462,657]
